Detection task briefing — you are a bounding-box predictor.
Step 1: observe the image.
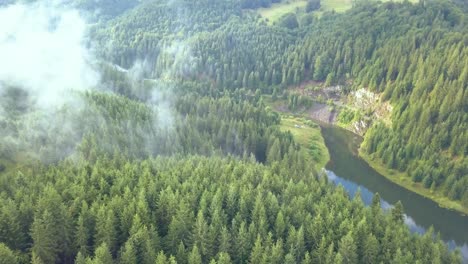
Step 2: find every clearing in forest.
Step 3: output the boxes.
[257,0,308,23]
[278,116,330,169]
[257,0,419,22]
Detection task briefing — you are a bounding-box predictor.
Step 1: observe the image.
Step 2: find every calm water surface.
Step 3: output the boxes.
[321,125,468,261]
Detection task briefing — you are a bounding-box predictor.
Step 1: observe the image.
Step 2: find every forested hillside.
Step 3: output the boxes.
[289,1,467,208]
[91,0,242,68]
[1,86,300,167]
[0,0,466,263]
[91,0,467,207]
[294,0,468,207]
[0,155,461,264]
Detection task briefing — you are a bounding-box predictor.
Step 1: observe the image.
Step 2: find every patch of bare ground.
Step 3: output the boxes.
[306,103,337,123]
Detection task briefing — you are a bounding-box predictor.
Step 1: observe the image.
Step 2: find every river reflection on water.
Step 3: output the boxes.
[325,170,468,261]
[321,125,468,262]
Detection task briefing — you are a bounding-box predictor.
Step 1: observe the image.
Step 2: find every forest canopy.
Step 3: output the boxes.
[0,0,466,263]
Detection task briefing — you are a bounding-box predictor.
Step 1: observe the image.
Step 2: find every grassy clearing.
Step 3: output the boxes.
[320,0,419,13]
[278,116,330,169]
[264,95,330,169]
[319,0,420,14]
[263,96,287,110]
[257,0,308,23]
[256,0,351,22]
[360,150,468,215]
[321,0,352,12]
[257,0,420,22]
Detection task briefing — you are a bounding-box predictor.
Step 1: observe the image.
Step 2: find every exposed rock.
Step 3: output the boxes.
[351,118,371,136]
[350,88,379,109]
[306,103,337,124]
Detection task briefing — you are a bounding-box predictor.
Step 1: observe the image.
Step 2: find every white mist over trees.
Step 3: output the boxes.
[0,0,466,263]
[0,1,100,163]
[0,1,178,163]
[0,1,98,109]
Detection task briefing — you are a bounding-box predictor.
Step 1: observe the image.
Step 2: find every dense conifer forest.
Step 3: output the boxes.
[90,0,467,209]
[0,0,466,263]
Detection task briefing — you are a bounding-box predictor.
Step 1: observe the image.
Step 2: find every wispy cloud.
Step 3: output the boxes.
[0,1,98,110]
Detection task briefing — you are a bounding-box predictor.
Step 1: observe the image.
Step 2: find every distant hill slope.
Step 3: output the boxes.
[283,0,468,210]
[90,0,468,209]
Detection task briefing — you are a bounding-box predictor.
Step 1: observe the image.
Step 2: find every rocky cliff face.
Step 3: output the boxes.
[280,85,392,136]
[346,88,392,135]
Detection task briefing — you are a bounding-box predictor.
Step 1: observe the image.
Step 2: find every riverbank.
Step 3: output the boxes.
[359,150,468,216]
[264,96,331,169]
[265,93,468,216]
[277,115,330,170]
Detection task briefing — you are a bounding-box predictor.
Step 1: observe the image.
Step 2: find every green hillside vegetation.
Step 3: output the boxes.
[258,1,468,211]
[257,0,308,23]
[278,116,330,169]
[360,150,468,215]
[255,0,421,21]
[0,155,462,263]
[0,0,467,262]
[92,0,468,211]
[319,0,352,12]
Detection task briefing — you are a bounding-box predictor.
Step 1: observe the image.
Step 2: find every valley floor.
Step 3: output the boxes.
[277,116,330,170]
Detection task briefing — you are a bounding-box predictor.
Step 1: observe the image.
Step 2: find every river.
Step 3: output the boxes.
[320,125,468,262]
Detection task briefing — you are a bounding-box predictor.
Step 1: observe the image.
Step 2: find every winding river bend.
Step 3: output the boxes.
[321,125,468,261]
